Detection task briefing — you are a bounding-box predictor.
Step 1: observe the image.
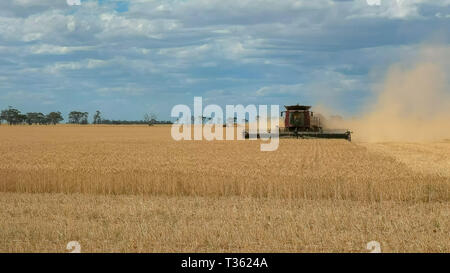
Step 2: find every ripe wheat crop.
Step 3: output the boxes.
[0,125,448,252]
[0,125,448,201]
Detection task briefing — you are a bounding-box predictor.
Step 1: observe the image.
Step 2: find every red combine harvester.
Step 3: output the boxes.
[245,104,352,141]
[280,104,351,141]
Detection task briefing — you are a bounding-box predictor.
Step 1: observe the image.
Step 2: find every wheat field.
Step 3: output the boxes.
[0,125,449,252]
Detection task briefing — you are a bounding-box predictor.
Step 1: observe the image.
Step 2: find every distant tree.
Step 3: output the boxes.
[0,110,8,125]
[144,113,157,126]
[36,113,46,124]
[25,112,39,125]
[9,107,21,125]
[0,110,5,125]
[93,110,102,124]
[1,107,22,125]
[25,112,57,125]
[69,111,80,124]
[69,111,89,124]
[80,112,88,124]
[47,112,64,125]
[18,114,27,124]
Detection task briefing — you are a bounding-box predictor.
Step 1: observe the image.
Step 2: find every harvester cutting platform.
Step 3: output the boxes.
[246,104,352,141]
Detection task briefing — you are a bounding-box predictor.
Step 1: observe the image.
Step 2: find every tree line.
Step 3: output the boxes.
[0,107,172,125]
[0,107,63,125]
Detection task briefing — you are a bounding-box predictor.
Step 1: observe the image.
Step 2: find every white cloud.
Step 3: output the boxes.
[43,59,108,74]
[29,44,96,55]
[255,84,305,97]
[96,85,147,96]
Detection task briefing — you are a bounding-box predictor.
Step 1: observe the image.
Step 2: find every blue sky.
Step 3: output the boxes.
[0,0,449,121]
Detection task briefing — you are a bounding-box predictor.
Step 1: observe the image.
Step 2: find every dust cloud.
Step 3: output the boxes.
[327,45,450,142]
